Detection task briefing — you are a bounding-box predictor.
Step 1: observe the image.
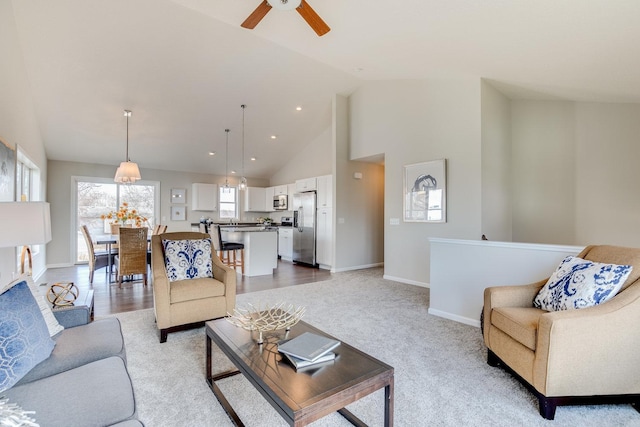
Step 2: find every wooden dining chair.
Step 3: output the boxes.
[114,227,148,288]
[80,225,116,284]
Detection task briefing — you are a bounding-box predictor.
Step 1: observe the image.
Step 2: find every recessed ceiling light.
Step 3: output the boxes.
[271,135,277,139]
[251,157,256,161]
[296,106,302,111]
[208,151,216,156]
[231,170,236,174]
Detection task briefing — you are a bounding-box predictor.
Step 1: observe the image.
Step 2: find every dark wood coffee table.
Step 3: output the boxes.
[206,317,394,426]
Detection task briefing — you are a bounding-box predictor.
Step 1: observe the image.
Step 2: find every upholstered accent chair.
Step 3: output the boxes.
[483,245,640,419]
[151,231,236,343]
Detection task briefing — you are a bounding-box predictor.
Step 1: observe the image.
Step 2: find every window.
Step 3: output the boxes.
[219,187,237,219]
[74,177,159,263]
[15,149,42,270]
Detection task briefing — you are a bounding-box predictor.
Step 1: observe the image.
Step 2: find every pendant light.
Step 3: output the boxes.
[239,104,248,191]
[222,129,231,193]
[114,110,141,183]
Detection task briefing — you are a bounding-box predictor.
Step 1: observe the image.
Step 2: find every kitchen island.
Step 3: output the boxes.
[220,226,278,276]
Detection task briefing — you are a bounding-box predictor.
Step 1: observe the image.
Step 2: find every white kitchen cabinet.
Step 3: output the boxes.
[287,183,296,197]
[278,227,293,261]
[265,186,275,211]
[316,175,333,208]
[274,185,288,196]
[295,177,317,192]
[316,207,333,268]
[244,187,266,212]
[191,183,218,211]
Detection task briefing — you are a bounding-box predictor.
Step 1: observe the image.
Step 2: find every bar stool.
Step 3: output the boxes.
[211,225,244,275]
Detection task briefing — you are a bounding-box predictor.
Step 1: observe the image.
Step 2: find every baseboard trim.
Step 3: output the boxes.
[383,274,429,288]
[332,262,383,273]
[428,308,481,328]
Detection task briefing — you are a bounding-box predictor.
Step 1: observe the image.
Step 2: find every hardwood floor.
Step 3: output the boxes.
[37,260,332,317]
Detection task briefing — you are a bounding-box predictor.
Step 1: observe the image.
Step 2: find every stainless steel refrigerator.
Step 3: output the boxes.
[292,191,317,267]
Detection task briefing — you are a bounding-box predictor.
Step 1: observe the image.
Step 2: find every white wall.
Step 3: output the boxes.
[481,81,512,242]
[46,159,268,267]
[574,103,640,246]
[333,95,385,271]
[349,79,483,286]
[511,100,576,244]
[429,238,583,326]
[269,125,332,186]
[0,1,49,282]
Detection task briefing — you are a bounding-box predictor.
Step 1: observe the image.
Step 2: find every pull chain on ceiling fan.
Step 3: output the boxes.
[241,0,330,37]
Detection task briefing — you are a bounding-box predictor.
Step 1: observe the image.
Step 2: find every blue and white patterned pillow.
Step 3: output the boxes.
[1,281,56,392]
[534,256,632,311]
[162,238,213,282]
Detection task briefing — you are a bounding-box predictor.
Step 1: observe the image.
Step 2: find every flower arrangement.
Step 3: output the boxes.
[101,202,148,227]
[257,217,274,224]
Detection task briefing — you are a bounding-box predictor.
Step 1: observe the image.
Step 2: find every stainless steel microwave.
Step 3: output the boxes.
[273,194,288,210]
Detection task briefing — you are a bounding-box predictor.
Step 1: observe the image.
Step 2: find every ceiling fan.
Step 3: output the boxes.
[241,0,331,37]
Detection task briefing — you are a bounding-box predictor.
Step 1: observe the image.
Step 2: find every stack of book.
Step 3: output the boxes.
[278,332,340,370]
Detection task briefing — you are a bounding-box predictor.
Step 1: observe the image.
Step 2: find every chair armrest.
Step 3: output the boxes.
[483,279,546,345]
[211,252,236,306]
[532,284,640,396]
[53,306,90,328]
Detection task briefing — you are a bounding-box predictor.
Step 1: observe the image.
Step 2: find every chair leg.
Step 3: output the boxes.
[143,273,147,286]
[487,349,500,367]
[538,396,558,420]
[239,249,244,275]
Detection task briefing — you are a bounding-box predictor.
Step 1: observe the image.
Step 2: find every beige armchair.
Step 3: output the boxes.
[151,232,236,343]
[483,245,640,419]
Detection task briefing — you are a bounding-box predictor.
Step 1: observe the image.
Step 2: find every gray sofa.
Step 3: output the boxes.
[4,311,142,426]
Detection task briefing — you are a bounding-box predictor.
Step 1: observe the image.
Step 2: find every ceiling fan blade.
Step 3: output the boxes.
[241,1,272,29]
[296,0,330,36]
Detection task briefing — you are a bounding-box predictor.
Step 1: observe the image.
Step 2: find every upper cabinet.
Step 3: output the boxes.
[192,183,217,211]
[264,186,275,211]
[295,177,317,192]
[274,185,288,196]
[287,183,296,197]
[244,187,266,212]
[316,175,332,208]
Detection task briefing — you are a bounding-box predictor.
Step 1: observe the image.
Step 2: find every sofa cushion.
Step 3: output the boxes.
[16,317,126,385]
[163,238,213,281]
[170,277,226,304]
[4,356,136,427]
[491,307,543,351]
[0,281,56,393]
[534,256,632,311]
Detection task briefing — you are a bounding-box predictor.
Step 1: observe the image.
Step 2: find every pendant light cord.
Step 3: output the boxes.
[225,129,230,187]
[125,110,131,162]
[241,105,245,178]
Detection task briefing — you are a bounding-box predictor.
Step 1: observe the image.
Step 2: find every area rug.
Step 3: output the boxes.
[113,268,639,426]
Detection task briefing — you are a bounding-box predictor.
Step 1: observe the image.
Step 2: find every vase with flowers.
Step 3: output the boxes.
[101,202,148,234]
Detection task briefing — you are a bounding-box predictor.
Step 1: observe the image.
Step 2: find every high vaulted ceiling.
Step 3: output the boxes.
[10,0,640,179]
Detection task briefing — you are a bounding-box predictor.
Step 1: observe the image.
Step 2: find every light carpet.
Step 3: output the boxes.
[112,268,639,426]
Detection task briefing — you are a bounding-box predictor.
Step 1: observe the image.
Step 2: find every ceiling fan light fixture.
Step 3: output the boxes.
[267,0,301,11]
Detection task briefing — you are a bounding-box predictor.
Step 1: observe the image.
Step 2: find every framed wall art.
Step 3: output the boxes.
[170,188,186,204]
[403,159,447,223]
[171,206,186,221]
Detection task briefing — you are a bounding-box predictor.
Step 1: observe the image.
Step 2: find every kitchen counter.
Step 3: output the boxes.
[219,226,278,232]
[221,227,278,276]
